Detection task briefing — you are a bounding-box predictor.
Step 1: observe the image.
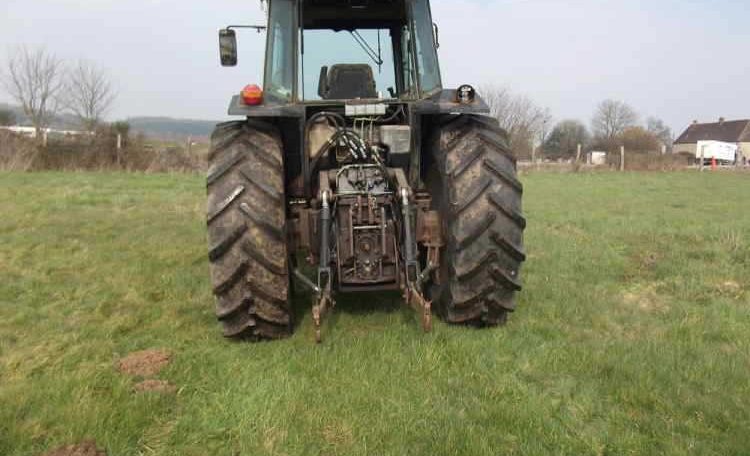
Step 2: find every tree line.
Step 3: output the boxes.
[479,86,673,161]
[2,45,672,160]
[0,46,116,138]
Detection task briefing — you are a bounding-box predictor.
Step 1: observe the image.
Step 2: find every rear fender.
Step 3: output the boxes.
[227,95,305,118]
[412,89,490,115]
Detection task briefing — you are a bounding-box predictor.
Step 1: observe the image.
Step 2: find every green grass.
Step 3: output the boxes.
[1,170,749,455]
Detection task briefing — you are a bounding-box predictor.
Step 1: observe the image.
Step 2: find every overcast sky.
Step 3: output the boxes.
[2,0,748,133]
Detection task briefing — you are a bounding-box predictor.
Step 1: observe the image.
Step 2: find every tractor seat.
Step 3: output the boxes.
[320,64,377,100]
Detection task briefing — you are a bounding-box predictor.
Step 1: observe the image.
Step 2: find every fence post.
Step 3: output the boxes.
[42,130,48,147]
[700,145,705,172]
[576,143,582,164]
[620,146,625,172]
[187,136,193,155]
[661,145,666,155]
[116,133,122,168]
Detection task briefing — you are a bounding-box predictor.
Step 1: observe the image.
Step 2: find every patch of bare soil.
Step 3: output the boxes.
[116,349,171,377]
[622,283,670,313]
[41,440,105,456]
[322,422,354,447]
[717,280,742,298]
[134,379,177,394]
[637,252,660,271]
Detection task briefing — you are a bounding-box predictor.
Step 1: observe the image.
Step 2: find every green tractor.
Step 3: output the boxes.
[208,0,525,342]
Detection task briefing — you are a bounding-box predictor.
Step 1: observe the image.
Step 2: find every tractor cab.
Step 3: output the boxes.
[220,0,442,105]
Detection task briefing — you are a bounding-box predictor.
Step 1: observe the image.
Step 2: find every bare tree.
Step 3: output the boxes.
[480,85,550,159]
[591,99,638,146]
[536,111,552,154]
[646,116,673,151]
[65,60,116,131]
[1,46,65,138]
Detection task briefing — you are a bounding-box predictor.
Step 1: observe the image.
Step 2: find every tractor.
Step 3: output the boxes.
[208,0,525,342]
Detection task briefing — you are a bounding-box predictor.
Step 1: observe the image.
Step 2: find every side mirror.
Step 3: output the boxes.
[219,29,238,66]
[318,66,329,98]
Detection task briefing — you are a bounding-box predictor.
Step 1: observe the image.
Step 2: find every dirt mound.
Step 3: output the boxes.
[116,349,171,377]
[134,379,177,393]
[42,440,105,456]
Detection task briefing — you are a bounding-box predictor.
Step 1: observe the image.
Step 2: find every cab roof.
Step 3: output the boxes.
[301,0,408,30]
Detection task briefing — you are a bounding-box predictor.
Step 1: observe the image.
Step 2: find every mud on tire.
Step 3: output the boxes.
[428,115,526,326]
[206,120,292,339]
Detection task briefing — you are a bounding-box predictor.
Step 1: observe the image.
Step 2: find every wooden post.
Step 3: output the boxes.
[116,133,122,168]
[187,136,193,155]
[620,146,625,172]
[700,145,705,172]
[42,130,48,147]
[661,144,666,155]
[576,143,582,164]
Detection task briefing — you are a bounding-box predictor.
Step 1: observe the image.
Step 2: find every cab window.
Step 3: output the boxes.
[264,0,296,102]
[410,0,442,95]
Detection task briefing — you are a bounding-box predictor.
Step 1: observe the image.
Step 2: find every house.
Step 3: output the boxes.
[0,126,92,139]
[0,126,42,138]
[673,118,750,162]
[587,151,607,165]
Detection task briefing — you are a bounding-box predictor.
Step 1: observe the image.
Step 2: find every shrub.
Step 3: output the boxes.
[0,129,206,173]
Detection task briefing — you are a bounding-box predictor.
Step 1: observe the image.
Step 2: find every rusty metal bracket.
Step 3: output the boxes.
[419,209,443,287]
[399,187,433,333]
[405,285,432,333]
[312,285,334,343]
[293,267,333,343]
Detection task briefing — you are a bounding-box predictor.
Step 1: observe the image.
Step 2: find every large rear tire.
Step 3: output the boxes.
[206,120,293,340]
[427,115,526,326]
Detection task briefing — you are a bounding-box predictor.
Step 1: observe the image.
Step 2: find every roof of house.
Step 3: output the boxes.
[674,119,750,144]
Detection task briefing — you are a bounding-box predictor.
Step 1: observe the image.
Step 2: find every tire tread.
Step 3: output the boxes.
[428,115,526,326]
[206,120,292,340]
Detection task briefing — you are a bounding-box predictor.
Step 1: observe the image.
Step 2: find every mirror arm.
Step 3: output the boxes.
[433,22,440,49]
[227,25,267,33]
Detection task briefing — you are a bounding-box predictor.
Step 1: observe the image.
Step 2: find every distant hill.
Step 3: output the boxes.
[0,103,220,140]
[0,103,25,123]
[0,103,78,129]
[127,117,219,140]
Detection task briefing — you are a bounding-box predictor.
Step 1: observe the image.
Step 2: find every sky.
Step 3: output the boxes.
[1,0,748,134]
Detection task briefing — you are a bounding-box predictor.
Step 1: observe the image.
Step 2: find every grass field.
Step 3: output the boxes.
[1,171,749,455]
